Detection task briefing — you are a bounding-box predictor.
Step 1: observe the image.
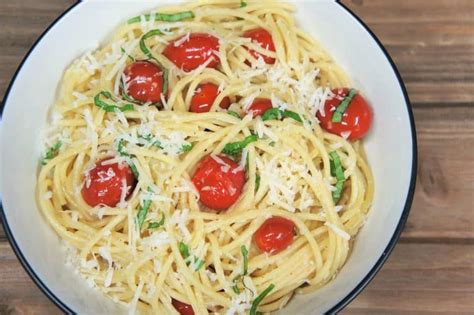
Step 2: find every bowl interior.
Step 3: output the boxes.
[0,1,414,314]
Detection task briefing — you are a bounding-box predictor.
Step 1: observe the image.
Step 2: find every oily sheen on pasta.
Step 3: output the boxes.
[36,1,374,314]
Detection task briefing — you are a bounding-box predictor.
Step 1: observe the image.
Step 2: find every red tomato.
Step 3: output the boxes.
[172,299,195,315]
[243,28,276,64]
[254,217,296,254]
[81,158,136,207]
[190,83,231,113]
[247,98,273,118]
[122,61,164,103]
[316,88,372,140]
[163,33,220,72]
[191,155,246,212]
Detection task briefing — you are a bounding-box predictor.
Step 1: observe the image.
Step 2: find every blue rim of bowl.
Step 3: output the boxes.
[0,1,417,314]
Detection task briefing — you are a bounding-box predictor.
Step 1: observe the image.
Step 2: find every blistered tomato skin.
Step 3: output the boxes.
[243,28,276,64]
[316,88,372,140]
[81,158,136,207]
[172,299,195,315]
[191,155,246,212]
[163,33,220,72]
[254,216,296,254]
[247,98,273,118]
[190,83,231,113]
[122,61,164,103]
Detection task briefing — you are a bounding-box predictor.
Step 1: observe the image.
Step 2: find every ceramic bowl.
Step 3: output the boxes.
[0,1,416,313]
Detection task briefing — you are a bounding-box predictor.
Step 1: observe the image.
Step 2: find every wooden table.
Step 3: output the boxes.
[1,0,473,314]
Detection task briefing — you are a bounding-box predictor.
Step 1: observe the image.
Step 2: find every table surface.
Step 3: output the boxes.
[0,0,473,314]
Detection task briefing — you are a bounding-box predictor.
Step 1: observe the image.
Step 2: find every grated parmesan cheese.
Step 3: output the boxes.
[324,222,351,240]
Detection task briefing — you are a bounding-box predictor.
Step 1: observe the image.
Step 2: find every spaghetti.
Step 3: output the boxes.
[36,1,374,314]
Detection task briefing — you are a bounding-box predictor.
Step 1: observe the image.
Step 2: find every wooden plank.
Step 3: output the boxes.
[0,241,472,313]
[344,242,474,314]
[0,0,75,100]
[1,107,472,241]
[0,242,61,315]
[343,0,474,105]
[402,106,474,240]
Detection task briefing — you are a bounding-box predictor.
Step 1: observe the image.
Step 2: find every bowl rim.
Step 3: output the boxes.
[0,1,417,314]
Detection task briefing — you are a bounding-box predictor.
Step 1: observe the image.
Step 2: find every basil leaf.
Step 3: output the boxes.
[41,141,62,165]
[332,89,357,123]
[128,11,195,24]
[250,284,275,315]
[240,0,247,7]
[136,196,152,230]
[94,91,134,113]
[255,174,261,191]
[148,212,165,229]
[120,47,135,62]
[139,29,169,94]
[222,135,258,156]
[193,258,205,271]
[179,242,190,260]
[261,108,282,121]
[261,108,302,123]
[180,143,193,153]
[329,151,345,203]
[282,110,302,122]
[228,111,241,119]
[241,245,248,275]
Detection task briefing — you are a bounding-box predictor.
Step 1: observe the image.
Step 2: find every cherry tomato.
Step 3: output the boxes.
[254,216,296,254]
[122,61,164,103]
[172,299,195,315]
[190,83,231,113]
[243,28,276,64]
[247,98,273,118]
[192,155,246,212]
[81,158,136,207]
[163,33,220,72]
[316,88,372,140]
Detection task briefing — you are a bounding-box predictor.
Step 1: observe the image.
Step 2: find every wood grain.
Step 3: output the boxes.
[344,0,474,105]
[0,0,473,314]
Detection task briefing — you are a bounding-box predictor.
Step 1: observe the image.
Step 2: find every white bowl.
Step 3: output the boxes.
[0,1,416,314]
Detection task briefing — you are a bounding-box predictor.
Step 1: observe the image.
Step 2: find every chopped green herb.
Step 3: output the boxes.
[261,108,282,121]
[282,110,303,122]
[180,143,194,153]
[329,151,345,203]
[120,47,135,62]
[193,259,205,271]
[332,89,357,123]
[261,108,302,123]
[129,162,139,178]
[41,141,62,165]
[222,134,258,156]
[116,139,139,178]
[148,213,165,229]
[94,91,134,113]
[179,242,190,260]
[250,284,275,315]
[136,195,152,230]
[139,29,169,94]
[232,277,241,294]
[117,139,130,157]
[268,141,276,147]
[128,11,195,24]
[255,174,261,191]
[228,110,241,119]
[241,245,248,275]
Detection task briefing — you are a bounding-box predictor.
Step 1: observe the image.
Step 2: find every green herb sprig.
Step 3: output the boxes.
[329,151,345,203]
[41,141,62,165]
[332,89,357,123]
[222,135,258,156]
[250,284,275,315]
[261,108,302,123]
[128,11,195,24]
[148,212,165,229]
[136,189,153,230]
[139,29,169,94]
[94,91,134,113]
[178,242,205,272]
